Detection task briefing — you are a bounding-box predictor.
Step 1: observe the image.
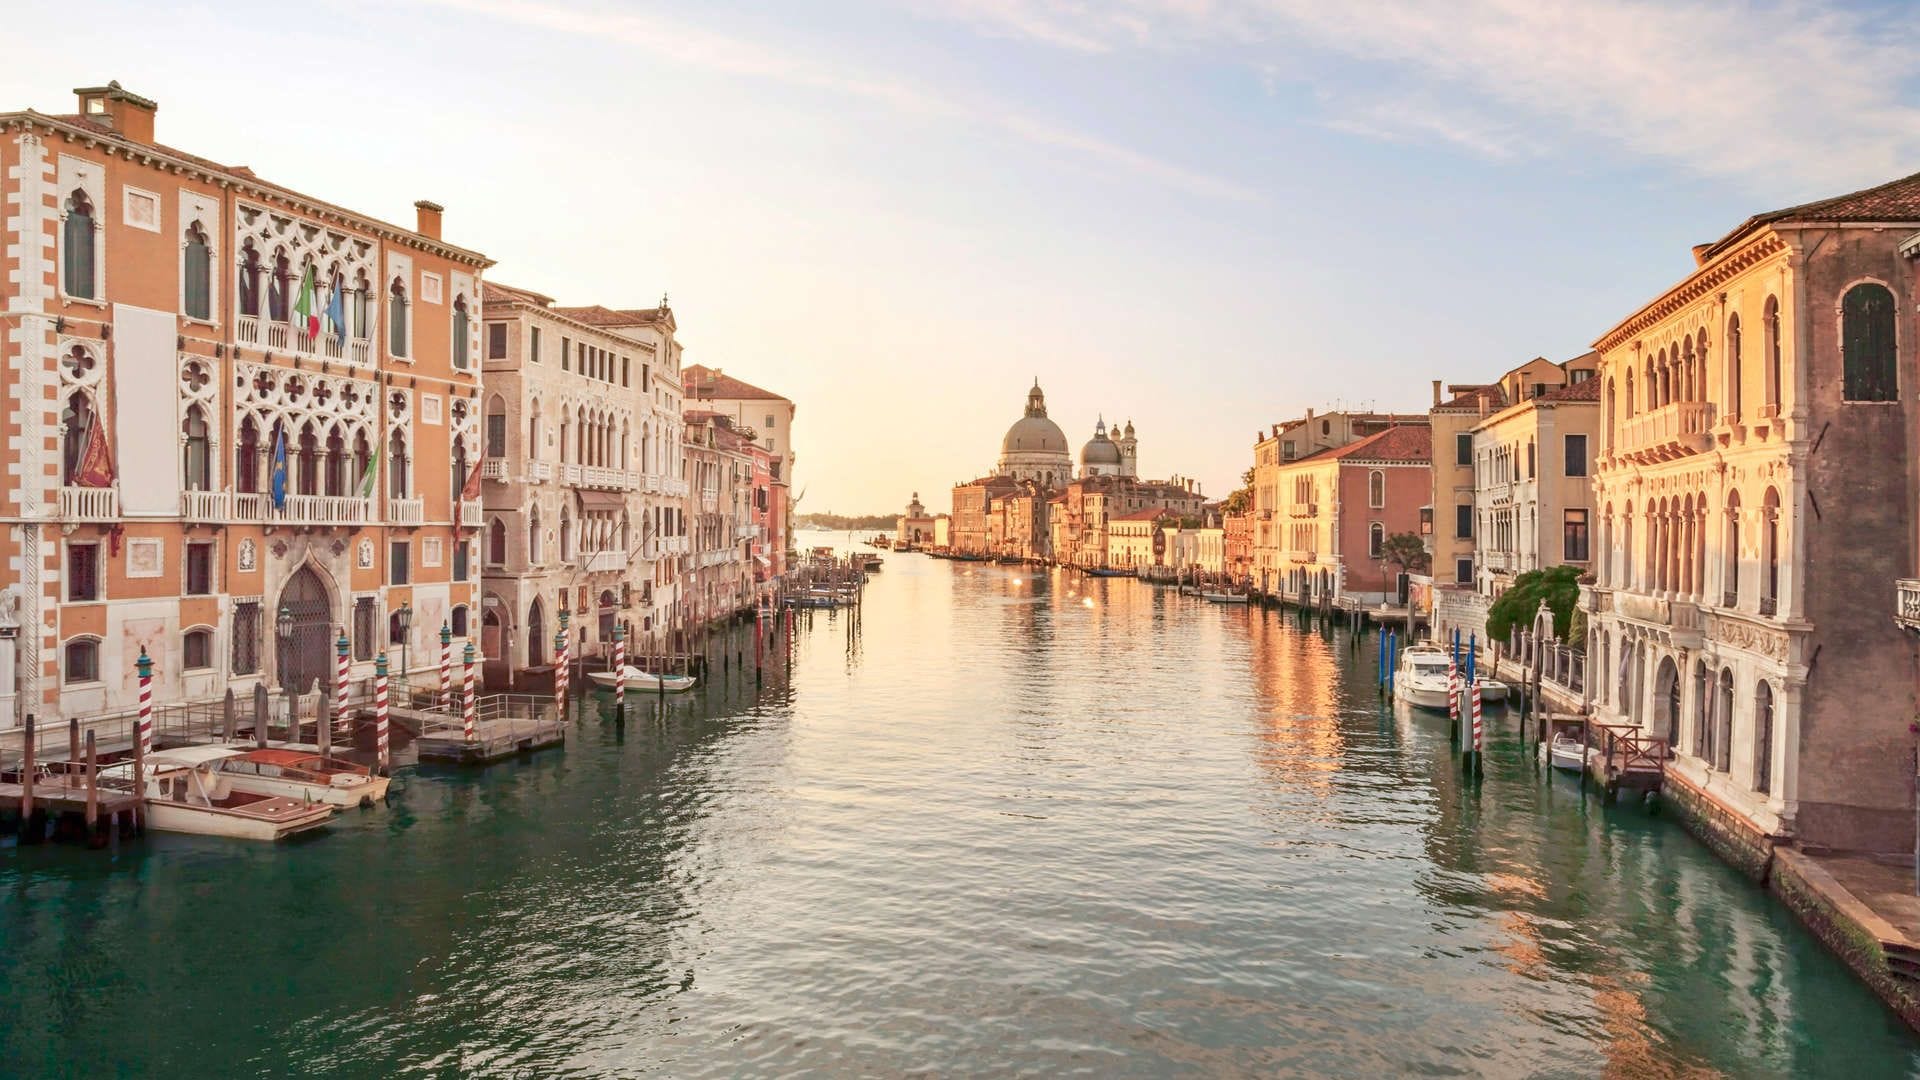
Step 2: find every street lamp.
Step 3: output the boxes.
[397,601,413,690]
[276,603,294,689]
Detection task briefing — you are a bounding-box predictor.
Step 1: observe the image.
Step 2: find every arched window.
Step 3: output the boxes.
[1726,312,1743,419]
[64,638,100,684]
[1714,669,1735,772]
[488,518,508,565]
[1761,487,1781,614]
[388,430,409,498]
[236,414,260,493]
[296,422,320,495]
[486,395,508,458]
[1657,348,1671,406]
[351,272,371,339]
[1682,337,1696,402]
[450,604,469,638]
[270,251,291,321]
[1605,377,1616,443]
[389,278,410,358]
[451,438,469,507]
[1763,295,1783,411]
[1723,490,1742,607]
[1754,681,1774,793]
[529,507,544,564]
[1842,282,1897,402]
[182,405,211,491]
[325,426,348,496]
[1368,522,1384,559]
[239,242,262,318]
[1625,369,1635,419]
[1526,440,1536,479]
[527,600,546,665]
[63,190,96,299]
[1368,470,1385,509]
[183,627,214,671]
[183,222,212,320]
[1644,358,1655,411]
[61,391,94,485]
[452,295,470,369]
[1691,659,1710,759]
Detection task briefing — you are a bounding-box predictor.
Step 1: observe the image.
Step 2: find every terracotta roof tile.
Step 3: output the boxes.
[481,281,554,307]
[1538,378,1601,402]
[1326,424,1431,464]
[1705,168,1920,259]
[683,364,790,403]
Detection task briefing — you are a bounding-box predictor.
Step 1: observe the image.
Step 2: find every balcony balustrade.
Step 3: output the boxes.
[735,524,760,540]
[523,460,552,484]
[481,459,508,481]
[583,550,625,574]
[59,486,119,521]
[460,503,485,528]
[579,465,634,491]
[236,314,261,345]
[1898,579,1920,632]
[643,474,661,494]
[1617,400,1713,464]
[181,490,230,522]
[387,497,424,526]
[231,492,370,525]
[561,463,583,486]
[232,314,371,366]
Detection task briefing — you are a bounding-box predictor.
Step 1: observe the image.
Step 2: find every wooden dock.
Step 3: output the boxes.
[390,694,565,765]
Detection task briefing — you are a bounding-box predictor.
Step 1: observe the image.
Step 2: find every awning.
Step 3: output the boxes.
[577,489,626,512]
[753,554,771,566]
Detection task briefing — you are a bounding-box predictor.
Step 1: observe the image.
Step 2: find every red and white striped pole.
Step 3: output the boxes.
[374,651,391,775]
[135,647,155,759]
[612,622,627,720]
[1447,661,1460,730]
[1468,679,1485,778]
[439,622,453,710]
[554,606,571,718]
[462,641,478,742]
[335,628,351,726]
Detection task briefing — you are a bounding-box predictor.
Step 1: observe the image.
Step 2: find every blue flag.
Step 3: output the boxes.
[270,427,288,510]
[326,275,347,341]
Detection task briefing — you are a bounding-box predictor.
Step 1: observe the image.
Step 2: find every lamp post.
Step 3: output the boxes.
[276,603,294,690]
[397,601,413,696]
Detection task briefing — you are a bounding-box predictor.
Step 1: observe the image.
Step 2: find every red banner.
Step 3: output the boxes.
[71,408,115,488]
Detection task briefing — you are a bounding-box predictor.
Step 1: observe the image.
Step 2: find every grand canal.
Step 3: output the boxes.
[4,538,1919,1076]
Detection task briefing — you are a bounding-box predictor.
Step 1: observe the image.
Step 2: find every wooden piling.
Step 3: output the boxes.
[129,716,145,828]
[254,683,270,748]
[84,731,98,834]
[318,691,333,757]
[223,687,237,743]
[20,716,36,839]
[68,715,79,764]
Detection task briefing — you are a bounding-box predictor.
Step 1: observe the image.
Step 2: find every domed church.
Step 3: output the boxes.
[997,381,1074,488]
[1080,417,1138,478]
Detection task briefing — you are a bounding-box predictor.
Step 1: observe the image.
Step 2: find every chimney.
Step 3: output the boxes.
[1691,243,1712,267]
[414,200,444,240]
[1431,379,1442,407]
[73,81,156,143]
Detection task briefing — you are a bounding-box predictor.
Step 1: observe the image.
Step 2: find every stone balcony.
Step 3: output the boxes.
[1617,400,1713,464]
[1898,579,1920,632]
[523,460,553,484]
[1611,590,1703,646]
[583,550,625,574]
[235,315,371,366]
[643,474,661,494]
[181,490,229,522]
[387,497,424,526]
[481,459,508,481]
[233,492,371,525]
[59,485,118,522]
[460,503,485,528]
[579,466,635,491]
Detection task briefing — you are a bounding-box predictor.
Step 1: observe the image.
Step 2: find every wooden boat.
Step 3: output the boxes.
[861,555,884,572]
[587,665,698,692]
[105,746,334,841]
[214,747,388,808]
[1394,644,1456,711]
[1083,567,1133,578]
[1200,591,1250,604]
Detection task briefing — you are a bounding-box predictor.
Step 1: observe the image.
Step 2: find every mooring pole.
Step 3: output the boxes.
[612,623,627,724]
[374,652,392,776]
[84,731,99,836]
[20,715,35,841]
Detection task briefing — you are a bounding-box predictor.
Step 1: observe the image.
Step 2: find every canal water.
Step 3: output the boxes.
[4,539,1919,1077]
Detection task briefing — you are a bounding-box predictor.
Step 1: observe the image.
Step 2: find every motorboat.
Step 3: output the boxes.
[1547,731,1591,773]
[1200,591,1250,604]
[588,665,698,692]
[1394,644,1457,711]
[105,746,334,841]
[1476,675,1511,703]
[212,747,389,808]
[1083,567,1133,578]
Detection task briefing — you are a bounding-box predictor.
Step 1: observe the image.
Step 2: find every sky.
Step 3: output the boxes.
[6,0,1919,513]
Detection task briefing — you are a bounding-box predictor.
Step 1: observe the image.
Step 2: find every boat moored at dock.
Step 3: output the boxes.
[588,666,698,693]
[105,746,334,841]
[212,748,389,808]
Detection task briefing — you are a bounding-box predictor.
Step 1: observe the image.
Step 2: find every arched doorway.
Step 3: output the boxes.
[527,599,546,669]
[277,564,334,694]
[1652,656,1679,746]
[598,590,617,648]
[483,605,506,668]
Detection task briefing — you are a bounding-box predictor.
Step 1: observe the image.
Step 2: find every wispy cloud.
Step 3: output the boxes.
[915,0,1920,193]
[418,0,1258,202]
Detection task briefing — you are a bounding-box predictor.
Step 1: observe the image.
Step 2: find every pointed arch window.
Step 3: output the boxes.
[1726,313,1743,419]
[529,507,544,564]
[238,242,262,318]
[61,391,96,485]
[269,251,291,321]
[296,422,320,495]
[184,222,212,320]
[63,190,96,299]
[351,273,371,339]
[183,405,211,491]
[325,426,349,496]
[1763,295,1783,411]
[236,415,261,493]
[488,518,508,565]
[1842,282,1897,402]
[388,430,410,498]
[389,278,410,358]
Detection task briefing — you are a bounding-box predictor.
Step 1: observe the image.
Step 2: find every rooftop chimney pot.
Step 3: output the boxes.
[73,80,156,144]
[414,200,444,240]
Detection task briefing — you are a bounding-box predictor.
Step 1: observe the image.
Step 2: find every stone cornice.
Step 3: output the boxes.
[1593,233,1787,353]
[3,112,492,269]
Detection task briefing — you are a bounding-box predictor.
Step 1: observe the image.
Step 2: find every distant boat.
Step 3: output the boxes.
[588,665,698,693]
[1200,591,1249,604]
[1083,567,1132,578]
[861,555,884,572]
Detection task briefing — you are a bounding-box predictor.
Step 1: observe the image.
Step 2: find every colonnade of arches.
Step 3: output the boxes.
[1590,624,1779,796]
[1598,485,1783,612]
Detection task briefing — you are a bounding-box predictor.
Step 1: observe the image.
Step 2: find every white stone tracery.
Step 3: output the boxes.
[235,201,378,364]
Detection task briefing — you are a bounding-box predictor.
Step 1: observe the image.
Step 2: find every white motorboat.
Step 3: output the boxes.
[1394,644,1457,711]
[213,747,389,808]
[1476,675,1511,703]
[1200,591,1250,604]
[105,746,334,841]
[1547,732,1591,773]
[588,665,698,693]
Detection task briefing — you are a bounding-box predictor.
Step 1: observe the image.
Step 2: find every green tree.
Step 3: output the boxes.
[1222,467,1255,514]
[1486,565,1582,642]
[1379,532,1430,576]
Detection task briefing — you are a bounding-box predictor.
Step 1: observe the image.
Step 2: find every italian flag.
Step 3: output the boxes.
[292,264,320,339]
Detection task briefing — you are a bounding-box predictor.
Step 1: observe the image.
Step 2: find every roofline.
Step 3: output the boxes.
[1,110,492,268]
[1592,230,1787,354]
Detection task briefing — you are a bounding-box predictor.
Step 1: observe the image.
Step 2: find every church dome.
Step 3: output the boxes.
[1081,422,1122,467]
[1002,382,1068,455]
